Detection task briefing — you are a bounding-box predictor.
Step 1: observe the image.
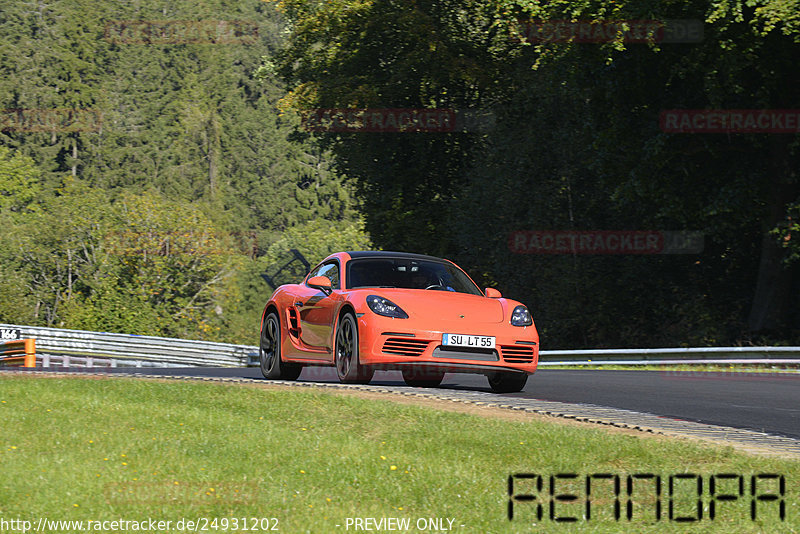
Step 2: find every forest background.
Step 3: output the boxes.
[1,0,798,348]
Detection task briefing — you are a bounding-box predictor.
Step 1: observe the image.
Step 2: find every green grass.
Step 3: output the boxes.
[0,376,798,533]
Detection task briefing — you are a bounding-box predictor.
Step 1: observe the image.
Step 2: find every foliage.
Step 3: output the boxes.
[3,0,799,348]
[269,0,800,347]
[0,1,371,343]
[0,175,232,339]
[263,217,373,268]
[775,201,800,263]
[0,147,40,213]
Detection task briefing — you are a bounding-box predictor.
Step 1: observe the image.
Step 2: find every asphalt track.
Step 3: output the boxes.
[81,366,800,442]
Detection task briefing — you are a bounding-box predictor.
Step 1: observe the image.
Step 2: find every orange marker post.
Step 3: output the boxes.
[24,338,36,367]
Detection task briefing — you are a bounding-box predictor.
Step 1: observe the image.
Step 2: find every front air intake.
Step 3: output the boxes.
[500,345,535,363]
[382,338,431,357]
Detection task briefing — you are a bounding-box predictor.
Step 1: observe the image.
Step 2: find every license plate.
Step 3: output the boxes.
[442,333,496,349]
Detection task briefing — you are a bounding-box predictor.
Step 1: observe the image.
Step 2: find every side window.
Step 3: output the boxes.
[308,262,340,290]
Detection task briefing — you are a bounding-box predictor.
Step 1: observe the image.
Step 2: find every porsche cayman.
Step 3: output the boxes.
[258,251,539,392]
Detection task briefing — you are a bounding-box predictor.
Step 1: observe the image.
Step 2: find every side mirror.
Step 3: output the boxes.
[308,276,332,294]
[485,287,502,298]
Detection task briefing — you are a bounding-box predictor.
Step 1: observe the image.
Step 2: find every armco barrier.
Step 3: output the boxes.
[538,346,800,366]
[0,338,36,367]
[0,324,255,368]
[0,323,798,369]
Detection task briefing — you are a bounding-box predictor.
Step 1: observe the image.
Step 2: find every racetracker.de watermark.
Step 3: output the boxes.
[300,108,495,133]
[104,20,258,44]
[515,19,703,44]
[0,516,279,532]
[660,110,800,133]
[508,231,704,255]
[0,108,102,133]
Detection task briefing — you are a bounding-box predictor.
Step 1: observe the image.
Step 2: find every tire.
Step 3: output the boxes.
[488,372,528,393]
[402,369,445,388]
[260,312,302,380]
[335,313,374,384]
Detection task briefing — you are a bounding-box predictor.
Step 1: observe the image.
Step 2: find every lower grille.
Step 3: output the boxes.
[500,345,535,363]
[382,338,430,357]
[432,346,499,361]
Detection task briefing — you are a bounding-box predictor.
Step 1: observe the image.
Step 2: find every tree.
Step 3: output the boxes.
[270,0,800,347]
[0,0,372,343]
[0,147,40,212]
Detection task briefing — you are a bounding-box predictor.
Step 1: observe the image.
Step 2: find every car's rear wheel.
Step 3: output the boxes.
[487,372,527,393]
[260,312,302,380]
[402,369,445,388]
[335,313,374,384]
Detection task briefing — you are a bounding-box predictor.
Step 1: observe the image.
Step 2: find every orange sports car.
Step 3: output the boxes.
[258,251,539,392]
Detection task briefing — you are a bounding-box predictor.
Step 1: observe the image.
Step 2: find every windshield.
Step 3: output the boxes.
[346,258,482,295]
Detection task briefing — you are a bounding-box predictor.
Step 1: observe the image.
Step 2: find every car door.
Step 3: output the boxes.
[295,261,340,355]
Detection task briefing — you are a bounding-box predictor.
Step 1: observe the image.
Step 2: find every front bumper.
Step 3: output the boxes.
[356,316,538,375]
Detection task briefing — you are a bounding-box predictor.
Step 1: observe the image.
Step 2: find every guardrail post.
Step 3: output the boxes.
[23,338,35,367]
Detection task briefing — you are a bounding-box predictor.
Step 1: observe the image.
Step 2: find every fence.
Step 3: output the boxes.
[0,324,254,368]
[537,347,800,366]
[0,323,798,369]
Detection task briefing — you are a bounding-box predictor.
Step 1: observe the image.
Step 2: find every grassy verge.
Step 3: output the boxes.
[0,375,797,533]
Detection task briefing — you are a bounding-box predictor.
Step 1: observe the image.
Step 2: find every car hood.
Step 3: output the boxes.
[364,289,506,323]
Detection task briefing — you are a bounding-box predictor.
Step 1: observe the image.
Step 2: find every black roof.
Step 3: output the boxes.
[345,250,449,263]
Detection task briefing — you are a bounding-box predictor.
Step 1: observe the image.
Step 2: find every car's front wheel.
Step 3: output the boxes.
[487,372,527,393]
[335,313,374,384]
[260,312,302,380]
[402,369,445,388]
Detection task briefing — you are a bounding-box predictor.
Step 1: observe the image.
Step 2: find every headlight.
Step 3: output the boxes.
[510,305,532,326]
[366,295,409,319]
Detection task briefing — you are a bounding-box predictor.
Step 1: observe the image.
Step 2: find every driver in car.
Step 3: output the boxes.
[412,268,456,291]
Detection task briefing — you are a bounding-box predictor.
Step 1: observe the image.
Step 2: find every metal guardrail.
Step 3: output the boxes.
[537,347,800,366]
[0,324,256,368]
[1,323,798,369]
